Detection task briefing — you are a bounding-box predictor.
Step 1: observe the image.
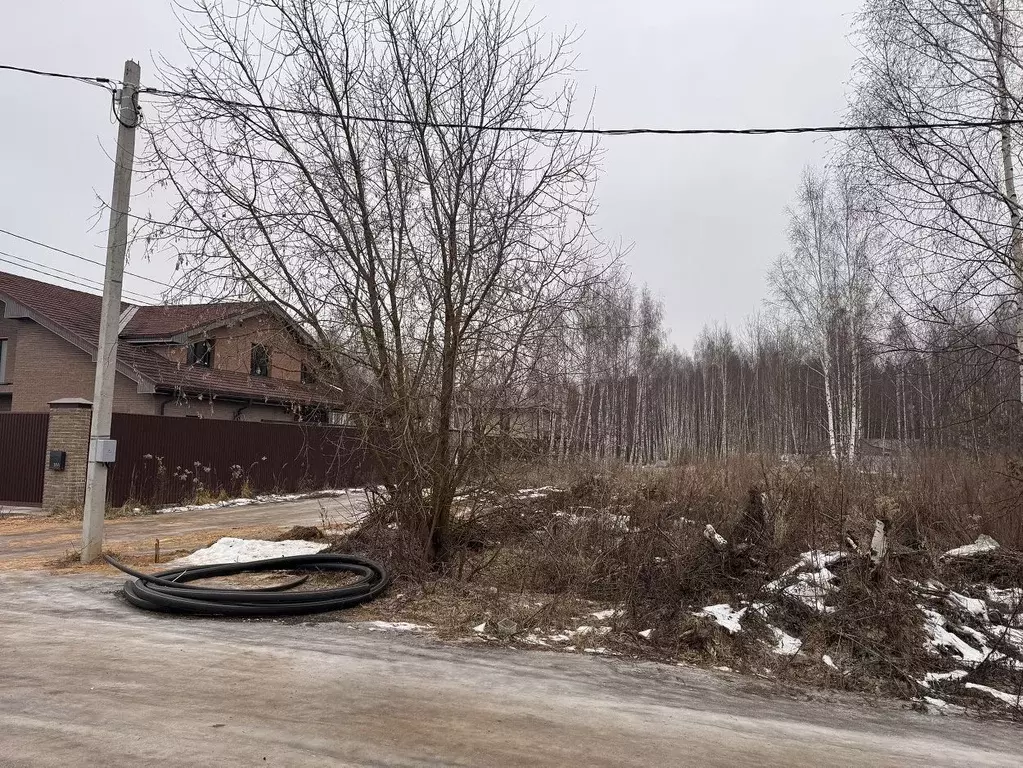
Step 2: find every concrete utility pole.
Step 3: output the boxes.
[81,60,140,563]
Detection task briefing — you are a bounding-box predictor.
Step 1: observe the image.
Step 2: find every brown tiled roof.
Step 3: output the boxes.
[0,270,340,408]
[0,271,122,348]
[121,302,265,339]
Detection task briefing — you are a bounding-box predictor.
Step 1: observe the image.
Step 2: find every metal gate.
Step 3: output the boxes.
[0,412,48,506]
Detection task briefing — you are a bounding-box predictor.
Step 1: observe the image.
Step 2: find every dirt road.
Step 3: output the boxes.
[0,571,1019,767]
[0,494,366,564]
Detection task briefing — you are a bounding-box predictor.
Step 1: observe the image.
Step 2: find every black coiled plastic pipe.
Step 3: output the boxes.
[104,553,389,617]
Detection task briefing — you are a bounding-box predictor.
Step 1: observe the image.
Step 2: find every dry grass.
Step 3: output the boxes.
[323,453,1023,713]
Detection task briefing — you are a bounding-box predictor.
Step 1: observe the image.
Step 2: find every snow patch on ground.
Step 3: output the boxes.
[779,550,845,579]
[946,591,988,617]
[919,607,989,665]
[702,524,728,549]
[696,604,746,634]
[986,587,1023,618]
[942,534,1000,559]
[922,696,967,715]
[771,577,837,614]
[552,510,629,530]
[513,486,561,500]
[158,488,360,515]
[923,670,969,685]
[964,682,1022,708]
[769,626,803,656]
[363,621,431,632]
[171,537,328,565]
[474,537,1021,714]
[766,551,843,614]
[514,624,614,653]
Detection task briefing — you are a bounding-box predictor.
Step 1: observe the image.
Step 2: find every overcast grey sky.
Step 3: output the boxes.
[0,0,861,350]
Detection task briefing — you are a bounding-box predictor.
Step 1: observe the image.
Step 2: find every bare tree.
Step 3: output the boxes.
[769,167,877,459]
[850,0,1023,402]
[143,0,611,563]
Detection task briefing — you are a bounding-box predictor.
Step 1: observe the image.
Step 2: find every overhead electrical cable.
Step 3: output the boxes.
[3,61,1022,138]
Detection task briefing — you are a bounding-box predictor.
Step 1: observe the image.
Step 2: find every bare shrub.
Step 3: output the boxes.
[329,451,1022,708]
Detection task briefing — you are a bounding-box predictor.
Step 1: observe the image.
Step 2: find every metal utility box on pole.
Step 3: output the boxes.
[81,60,140,563]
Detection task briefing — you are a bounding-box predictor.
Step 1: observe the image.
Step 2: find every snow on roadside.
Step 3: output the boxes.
[921,696,967,715]
[964,682,1023,708]
[512,624,614,654]
[770,626,803,656]
[170,537,328,565]
[766,552,843,614]
[472,537,1021,712]
[157,488,362,515]
[363,621,431,632]
[919,607,989,665]
[695,604,746,634]
[923,670,969,686]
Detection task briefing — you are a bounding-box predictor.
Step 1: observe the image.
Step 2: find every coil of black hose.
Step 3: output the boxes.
[104,553,389,617]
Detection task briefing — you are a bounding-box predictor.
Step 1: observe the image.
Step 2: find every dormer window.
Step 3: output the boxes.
[251,343,271,377]
[187,339,214,368]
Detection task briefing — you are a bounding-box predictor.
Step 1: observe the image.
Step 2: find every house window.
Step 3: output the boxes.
[187,339,214,368]
[301,362,317,384]
[251,343,271,377]
[0,339,7,383]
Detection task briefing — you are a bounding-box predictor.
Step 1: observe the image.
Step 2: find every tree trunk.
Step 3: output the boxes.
[991,0,1023,403]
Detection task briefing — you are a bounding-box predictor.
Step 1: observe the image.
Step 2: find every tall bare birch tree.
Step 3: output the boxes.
[850,0,1023,403]
[769,167,876,459]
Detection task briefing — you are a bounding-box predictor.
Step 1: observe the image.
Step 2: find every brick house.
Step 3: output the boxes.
[0,271,343,421]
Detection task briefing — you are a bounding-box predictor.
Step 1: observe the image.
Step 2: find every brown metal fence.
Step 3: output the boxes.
[108,414,379,507]
[0,412,49,506]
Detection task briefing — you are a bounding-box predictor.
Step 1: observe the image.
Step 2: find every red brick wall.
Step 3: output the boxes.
[148,315,310,383]
[203,315,307,382]
[9,323,157,414]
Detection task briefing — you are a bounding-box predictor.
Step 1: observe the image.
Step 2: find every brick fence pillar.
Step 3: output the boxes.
[42,398,93,513]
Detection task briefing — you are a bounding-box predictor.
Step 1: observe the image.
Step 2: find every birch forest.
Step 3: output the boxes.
[537,0,1023,463]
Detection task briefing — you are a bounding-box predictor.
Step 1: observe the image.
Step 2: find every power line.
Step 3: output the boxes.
[0,63,114,90]
[140,86,1023,137]
[0,225,244,306]
[0,249,158,305]
[5,59,1023,137]
[0,226,171,290]
[0,252,157,306]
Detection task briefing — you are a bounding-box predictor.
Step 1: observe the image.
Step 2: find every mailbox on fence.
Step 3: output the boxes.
[48,450,66,471]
